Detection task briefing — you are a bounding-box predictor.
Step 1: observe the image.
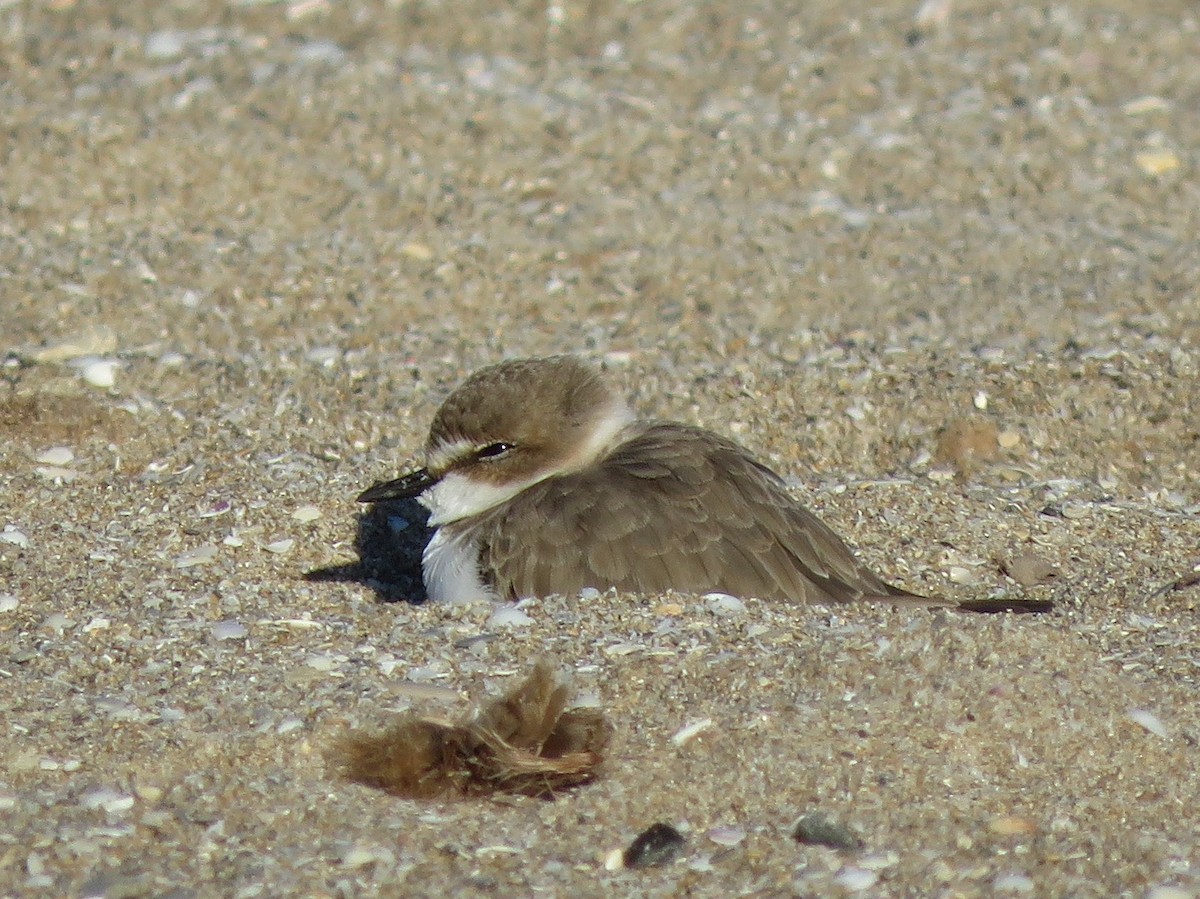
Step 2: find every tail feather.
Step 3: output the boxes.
[859,592,1053,615]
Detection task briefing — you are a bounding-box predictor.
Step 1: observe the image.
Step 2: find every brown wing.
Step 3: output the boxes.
[473,423,929,605]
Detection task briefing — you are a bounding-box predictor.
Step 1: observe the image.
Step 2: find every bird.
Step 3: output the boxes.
[357,355,1050,614]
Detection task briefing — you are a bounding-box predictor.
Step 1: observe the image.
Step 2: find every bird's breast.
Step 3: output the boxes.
[422,525,497,604]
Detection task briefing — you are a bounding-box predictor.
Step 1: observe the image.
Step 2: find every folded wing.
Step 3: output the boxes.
[474,423,926,605]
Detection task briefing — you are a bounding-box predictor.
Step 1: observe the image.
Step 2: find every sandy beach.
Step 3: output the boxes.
[2,1,1198,895]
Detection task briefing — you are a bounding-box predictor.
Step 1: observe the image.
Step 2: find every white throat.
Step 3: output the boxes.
[419,471,533,527]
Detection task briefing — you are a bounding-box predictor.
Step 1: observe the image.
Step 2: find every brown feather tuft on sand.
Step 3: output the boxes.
[335,662,611,799]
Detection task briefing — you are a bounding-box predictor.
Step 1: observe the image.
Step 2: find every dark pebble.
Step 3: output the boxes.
[791,812,863,850]
[624,822,686,868]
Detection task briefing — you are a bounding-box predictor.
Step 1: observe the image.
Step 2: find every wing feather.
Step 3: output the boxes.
[474,423,918,604]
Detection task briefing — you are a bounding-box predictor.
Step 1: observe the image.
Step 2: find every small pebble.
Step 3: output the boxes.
[400,242,434,261]
[198,500,232,519]
[405,665,447,682]
[671,718,714,746]
[833,868,878,891]
[5,755,34,774]
[265,538,295,554]
[1059,502,1090,520]
[393,684,458,705]
[993,872,1036,893]
[947,566,977,585]
[488,605,534,628]
[1123,96,1170,115]
[858,852,899,871]
[0,526,30,548]
[603,642,642,657]
[35,466,78,482]
[212,620,248,641]
[0,594,18,613]
[35,446,74,465]
[305,346,341,367]
[80,788,135,815]
[291,504,322,522]
[175,544,219,569]
[42,613,72,632]
[913,0,953,28]
[25,326,117,363]
[1136,149,1180,175]
[294,40,347,65]
[132,256,157,282]
[95,696,143,720]
[706,826,745,847]
[342,846,381,869]
[989,815,1038,836]
[1004,552,1059,586]
[792,812,863,850]
[276,716,304,735]
[1127,708,1169,739]
[144,30,187,58]
[304,653,338,672]
[1146,886,1193,899]
[623,823,685,869]
[73,357,121,388]
[703,592,747,615]
[133,783,164,802]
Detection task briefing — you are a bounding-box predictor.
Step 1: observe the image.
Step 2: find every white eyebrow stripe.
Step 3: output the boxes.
[425,438,476,473]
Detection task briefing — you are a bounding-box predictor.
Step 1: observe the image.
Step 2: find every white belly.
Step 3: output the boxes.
[422,527,497,604]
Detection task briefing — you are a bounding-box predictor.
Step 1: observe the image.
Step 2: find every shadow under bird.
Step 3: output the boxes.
[357,356,1050,614]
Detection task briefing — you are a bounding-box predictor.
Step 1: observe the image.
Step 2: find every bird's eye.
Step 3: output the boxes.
[475,442,514,460]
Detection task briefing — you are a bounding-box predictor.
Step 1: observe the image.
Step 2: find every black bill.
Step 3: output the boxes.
[356,468,438,503]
